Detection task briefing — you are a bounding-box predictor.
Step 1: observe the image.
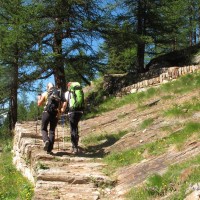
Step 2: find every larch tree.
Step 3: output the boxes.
[102,0,164,73]
[31,0,108,90]
[0,0,41,130]
[106,0,199,71]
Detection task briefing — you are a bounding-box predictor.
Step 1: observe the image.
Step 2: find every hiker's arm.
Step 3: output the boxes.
[61,101,67,113]
[37,93,46,106]
[60,91,69,113]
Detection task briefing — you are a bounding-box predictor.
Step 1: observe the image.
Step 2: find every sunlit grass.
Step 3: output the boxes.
[164,98,200,118]
[103,148,143,175]
[140,118,154,130]
[0,152,34,200]
[0,127,34,200]
[126,155,200,199]
[82,130,128,147]
[85,72,200,118]
[160,73,200,95]
[103,122,200,175]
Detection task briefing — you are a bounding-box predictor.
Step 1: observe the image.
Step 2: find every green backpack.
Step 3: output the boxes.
[68,82,84,111]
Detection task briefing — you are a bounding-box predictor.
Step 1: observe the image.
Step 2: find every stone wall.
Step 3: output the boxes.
[116,65,200,96]
[13,122,42,184]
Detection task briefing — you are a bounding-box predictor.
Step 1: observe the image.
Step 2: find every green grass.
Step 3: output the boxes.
[161,95,173,100]
[0,126,34,200]
[86,72,200,197]
[87,72,200,176]
[36,162,50,170]
[160,73,200,94]
[0,152,34,200]
[103,148,143,175]
[164,98,200,118]
[85,72,200,119]
[147,125,194,155]
[140,118,154,130]
[82,130,128,147]
[103,122,200,174]
[163,104,186,117]
[126,155,200,199]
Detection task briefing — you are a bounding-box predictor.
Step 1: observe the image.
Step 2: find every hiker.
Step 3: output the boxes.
[37,82,66,154]
[61,82,84,154]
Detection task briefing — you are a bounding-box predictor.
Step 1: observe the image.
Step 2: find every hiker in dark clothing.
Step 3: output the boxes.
[61,82,84,154]
[38,82,66,154]
[67,111,83,153]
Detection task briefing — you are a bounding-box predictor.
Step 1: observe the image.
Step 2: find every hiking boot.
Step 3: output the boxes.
[43,140,50,151]
[47,151,54,155]
[74,147,78,154]
[71,146,78,154]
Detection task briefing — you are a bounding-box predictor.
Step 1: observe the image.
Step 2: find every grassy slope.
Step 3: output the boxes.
[83,72,200,199]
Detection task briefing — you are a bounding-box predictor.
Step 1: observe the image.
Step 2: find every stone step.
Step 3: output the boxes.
[35,180,94,188]
[37,169,109,184]
[36,159,106,169]
[34,153,103,163]
[14,122,112,200]
[33,192,99,200]
[34,181,100,200]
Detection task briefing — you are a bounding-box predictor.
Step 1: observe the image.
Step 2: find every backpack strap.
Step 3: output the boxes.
[67,91,71,111]
[57,88,62,111]
[67,90,76,112]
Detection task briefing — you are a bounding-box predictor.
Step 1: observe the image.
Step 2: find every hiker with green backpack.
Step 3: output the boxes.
[61,82,84,154]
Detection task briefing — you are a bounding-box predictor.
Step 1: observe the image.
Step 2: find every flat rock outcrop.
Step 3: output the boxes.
[109,141,200,198]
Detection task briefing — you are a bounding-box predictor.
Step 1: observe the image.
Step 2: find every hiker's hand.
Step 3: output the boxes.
[37,94,45,106]
[61,108,65,113]
[37,94,41,100]
[60,102,67,113]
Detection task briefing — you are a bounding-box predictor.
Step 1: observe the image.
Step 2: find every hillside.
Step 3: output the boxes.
[13,71,200,200]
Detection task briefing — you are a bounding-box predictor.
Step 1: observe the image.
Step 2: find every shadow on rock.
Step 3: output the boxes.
[83,135,120,158]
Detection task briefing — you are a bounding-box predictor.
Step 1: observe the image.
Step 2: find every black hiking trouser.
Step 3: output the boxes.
[41,111,58,152]
[68,112,83,148]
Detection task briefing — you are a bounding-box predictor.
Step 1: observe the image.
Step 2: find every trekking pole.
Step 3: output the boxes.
[35,115,38,145]
[35,110,38,145]
[61,114,65,150]
[57,127,59,151]
[35,94,41,145]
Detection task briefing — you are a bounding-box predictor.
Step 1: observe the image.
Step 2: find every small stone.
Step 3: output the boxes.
[132,119,137,122]
[184,190,200,200]
[104,188,111,194]
[130,89,137,93]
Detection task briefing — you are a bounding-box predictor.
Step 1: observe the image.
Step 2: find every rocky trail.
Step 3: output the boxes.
[13,121,112,200]
[13,88,200,199]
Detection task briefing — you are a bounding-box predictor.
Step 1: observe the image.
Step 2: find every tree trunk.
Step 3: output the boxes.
[53,18,66,92]
[10,62,18,131]
[136,0,145,73]
[137,43,145,73]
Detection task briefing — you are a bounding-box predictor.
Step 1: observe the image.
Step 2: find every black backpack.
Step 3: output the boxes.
[45,87,61,114]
